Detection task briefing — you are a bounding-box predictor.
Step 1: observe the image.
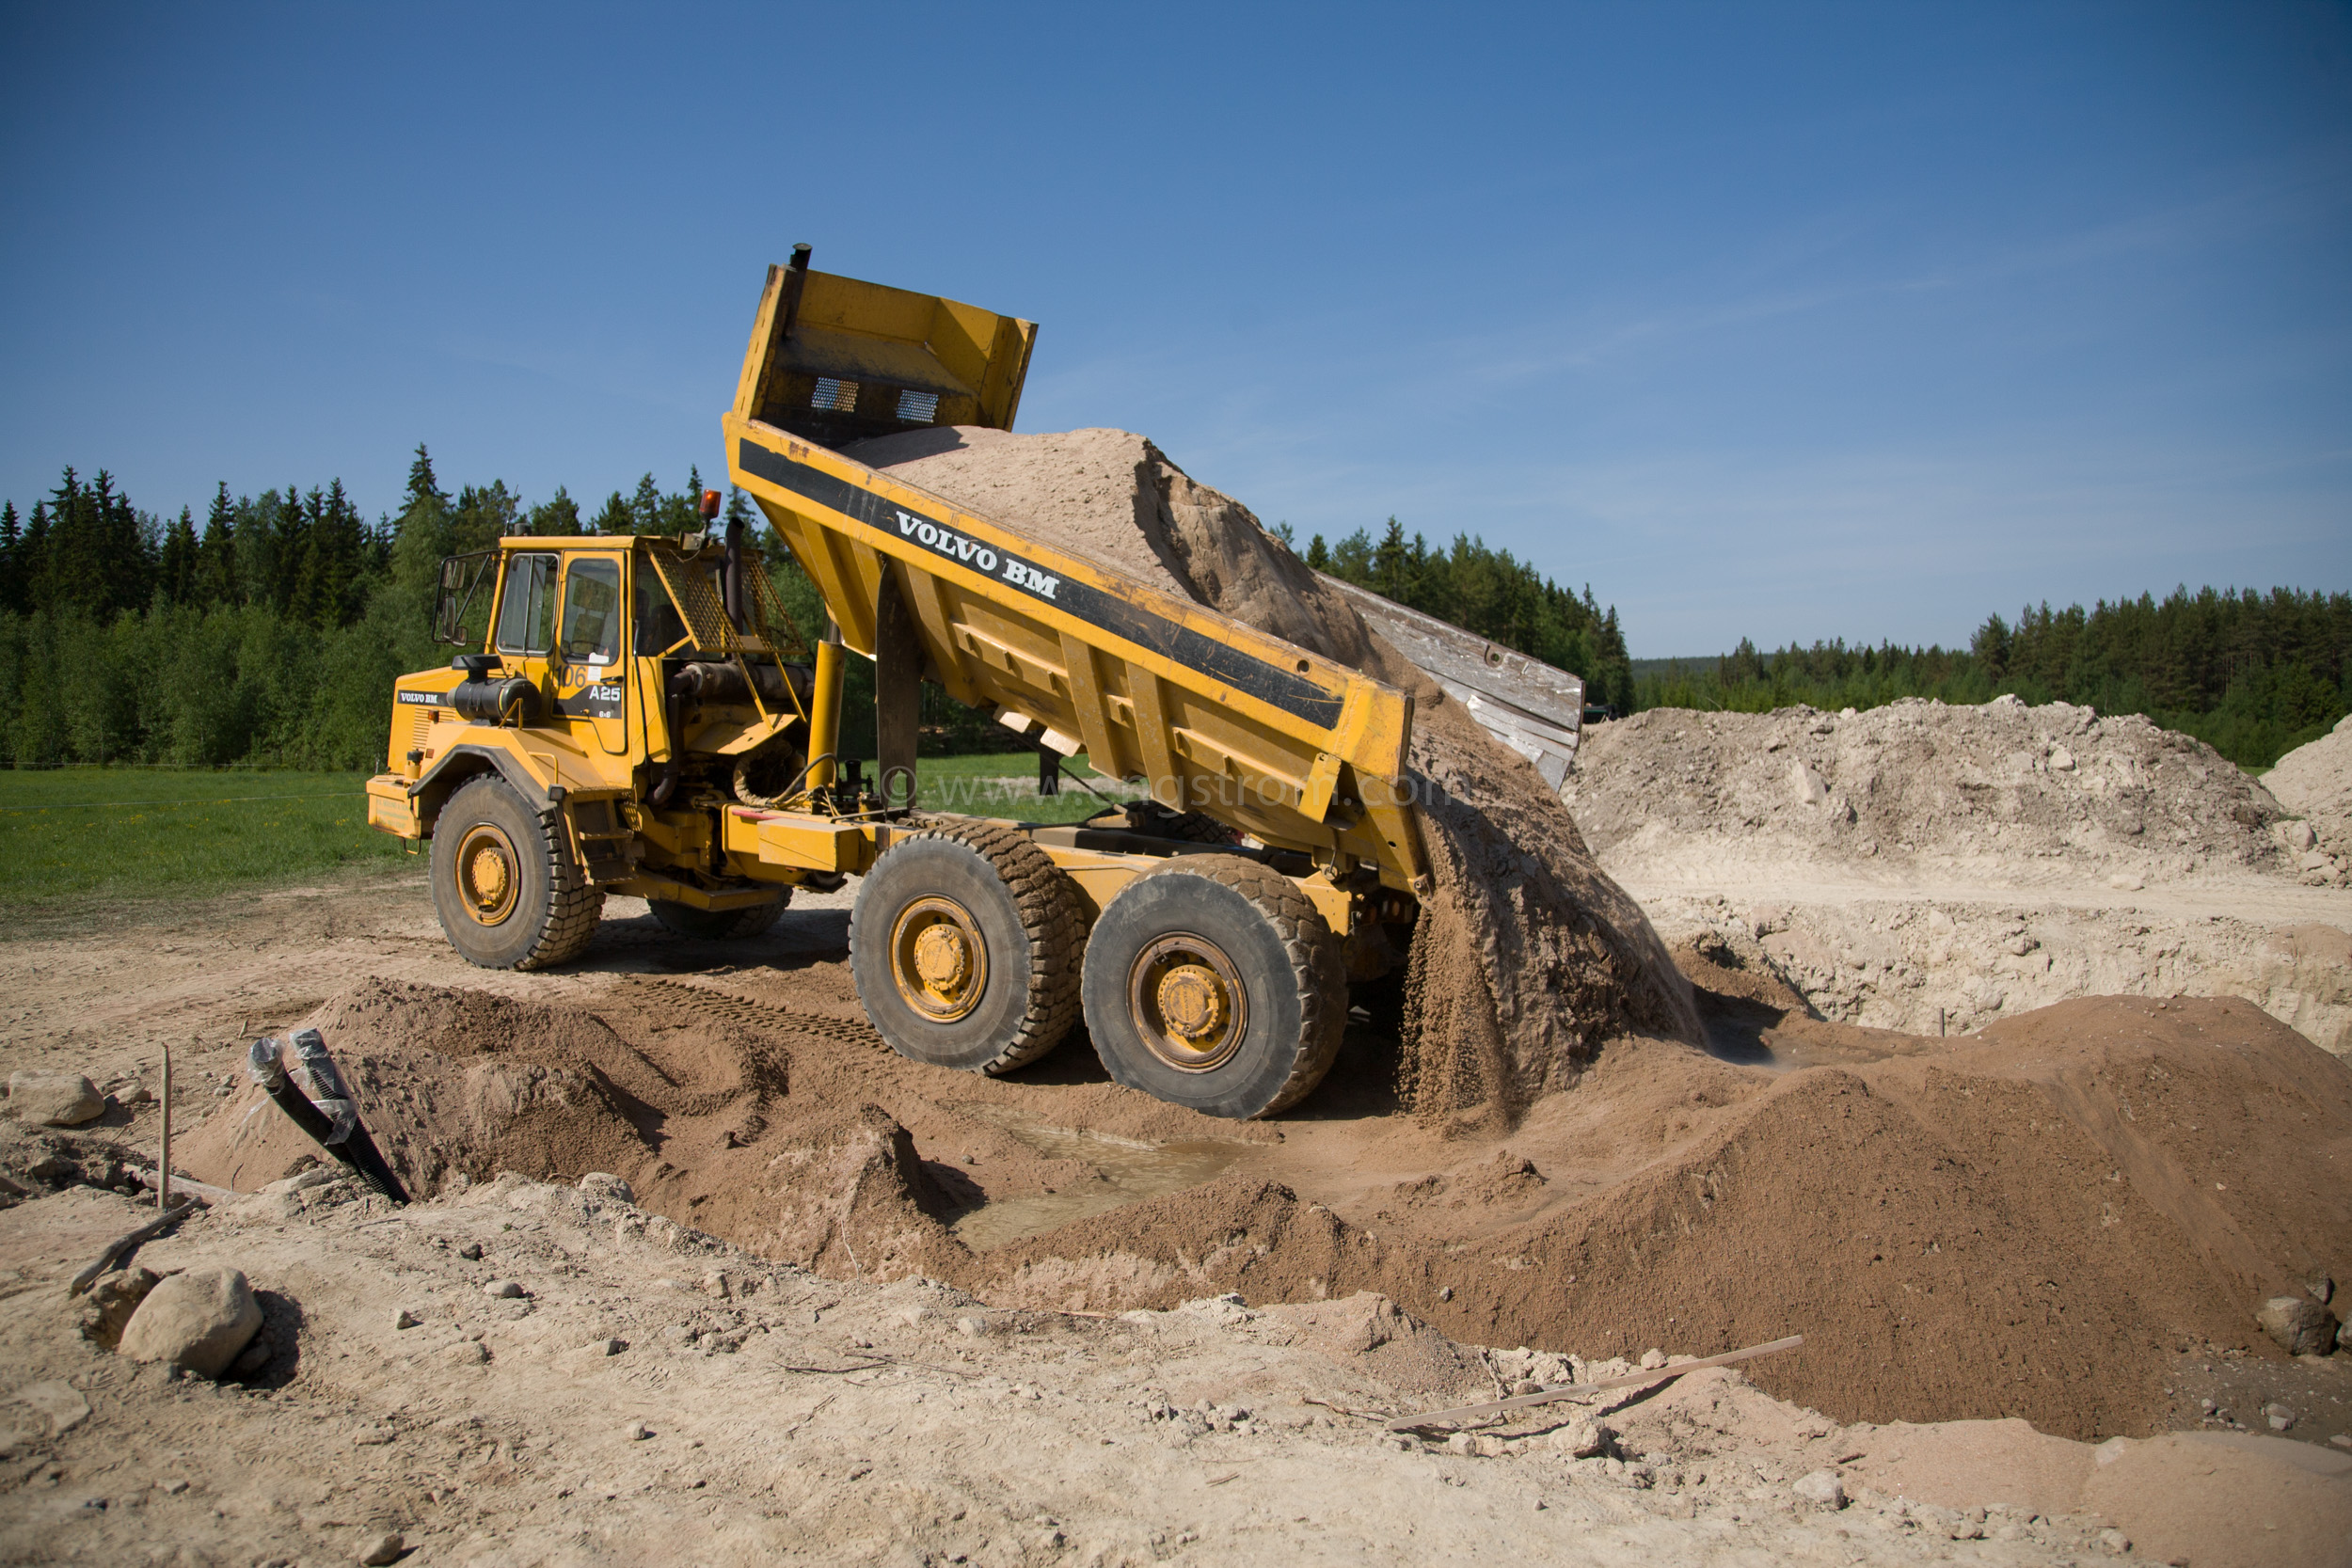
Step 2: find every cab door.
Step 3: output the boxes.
[491,550,560,709]
[551,553,631,756]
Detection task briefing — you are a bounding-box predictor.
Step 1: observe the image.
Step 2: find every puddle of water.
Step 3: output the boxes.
[946,1117,1245,1252]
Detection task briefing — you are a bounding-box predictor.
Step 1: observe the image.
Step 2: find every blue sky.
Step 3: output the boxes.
[3,3,2345,655]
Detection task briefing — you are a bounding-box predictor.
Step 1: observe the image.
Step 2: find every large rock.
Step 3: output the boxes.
[117,1267,263,1378]
[2255,1293,2338,1357]
[7,1072,103,1127]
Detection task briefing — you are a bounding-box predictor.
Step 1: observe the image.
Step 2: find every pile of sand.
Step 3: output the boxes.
[2265,714,2352,886]
[844,426,1699,1118]
[1565,697,2295,891]
[182,976,2352,1441]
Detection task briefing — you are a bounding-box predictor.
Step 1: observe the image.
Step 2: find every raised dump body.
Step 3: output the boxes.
[369,249,1430,1118]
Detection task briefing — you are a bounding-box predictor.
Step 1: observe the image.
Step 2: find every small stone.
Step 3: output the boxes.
[2331,1434,2352,1449]
[1548,1419,1613,1458]
[6,1071,103,1127]
[1793,1469,1846,1511]
[2312,1275,2336,1306]
[1639,1348,1667,1370]
[700,1272,730,1299]
[457,1242,483,1260]
[482,1279,525,1299]
[1437,1286,1454,1302]
[117,1268,263,1379]
[2256,1294,2337,1357]
[353,1425,394,1447]
[444,1340,488,1366]
[358,1530,405,1566]
[2096,1527,2132,1555]
[232,1339,273,1376]
[160,1479,189,1495]
[2284,819,2318,852]
[625,1420,652,1440]
[587,1338,624,1356]
[2265,1403,2296,1432]
[578,1172,634,1203]
[956,1316,985,1338]
[393,1309,421,1331]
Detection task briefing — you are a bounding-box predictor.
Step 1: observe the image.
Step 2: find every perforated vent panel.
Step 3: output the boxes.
[645,549,740,653]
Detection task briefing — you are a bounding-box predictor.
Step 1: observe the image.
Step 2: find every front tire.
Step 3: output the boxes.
[649,892,789,942]
[1081,854,1344,1118]
[429,775,604,970]
[850,821,1084,1074]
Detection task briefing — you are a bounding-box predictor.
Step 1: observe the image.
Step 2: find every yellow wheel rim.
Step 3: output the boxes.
[1128,934,1248,1072]
[889,895,987,1023]
[453,822,521,927]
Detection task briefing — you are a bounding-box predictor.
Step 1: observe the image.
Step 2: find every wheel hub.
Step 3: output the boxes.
[454,824,520,927]
[1129,936,1247,1072]
[914,923,972,990]
[889,896,988,1023]
[1155,964,1226,1040]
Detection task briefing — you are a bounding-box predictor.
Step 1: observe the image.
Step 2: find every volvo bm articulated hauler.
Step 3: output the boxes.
[369,249,1431,1117]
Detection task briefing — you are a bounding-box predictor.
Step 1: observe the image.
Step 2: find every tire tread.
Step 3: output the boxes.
[1112,853,1347,1117]
[860,818,1085,1073]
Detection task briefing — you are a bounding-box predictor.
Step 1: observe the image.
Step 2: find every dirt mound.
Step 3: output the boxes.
[847,425,1699,1118]
[167,964,2352,1444]
[2266,714,2352,886]
[177,982,648,1195]
[1566,696,2295,891]
[977,995,2352,1439]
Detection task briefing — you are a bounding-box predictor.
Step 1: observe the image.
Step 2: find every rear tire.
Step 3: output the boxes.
[649,892,789,942]
[1081,854,1344,1118]
[850,820,1084,1074]
[430,774,604,970]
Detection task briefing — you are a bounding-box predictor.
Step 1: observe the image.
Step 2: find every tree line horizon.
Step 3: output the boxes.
[0,451,2343,771]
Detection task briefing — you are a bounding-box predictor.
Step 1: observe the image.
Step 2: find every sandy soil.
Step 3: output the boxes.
[5,1155,2346,1567]
[3,864,2350,1564]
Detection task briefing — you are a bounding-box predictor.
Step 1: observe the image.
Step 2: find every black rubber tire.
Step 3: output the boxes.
[1081,854,1345,1118]
[648,891,789,941]
[850,820,1084,1074]
[429,775,605,971]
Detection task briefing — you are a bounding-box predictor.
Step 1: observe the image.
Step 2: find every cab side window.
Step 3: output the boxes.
[634,568,688,656]
[494,554,560,656]
[561,559,623,667]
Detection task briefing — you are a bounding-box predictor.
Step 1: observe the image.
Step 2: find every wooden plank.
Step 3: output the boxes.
[1386,1336,1804,1432]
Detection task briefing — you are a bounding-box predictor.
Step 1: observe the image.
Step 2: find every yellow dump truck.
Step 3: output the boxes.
[368,247,1427,1117]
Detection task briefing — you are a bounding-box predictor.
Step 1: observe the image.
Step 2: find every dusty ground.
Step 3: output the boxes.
[4,867,2352,1563]
[4,1157,2347,1567]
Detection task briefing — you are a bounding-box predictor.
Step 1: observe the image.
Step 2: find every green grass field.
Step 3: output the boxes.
[0,768,410,901]
[0,753,1136,903]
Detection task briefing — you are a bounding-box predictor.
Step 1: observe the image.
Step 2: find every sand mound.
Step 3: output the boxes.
[1566,696,2294,891]
[174,968,2352,1443]
[997,996,2352,1439]
[846,425,1699,1118]
[2266,714,2352,886]
[177,982,648,1194]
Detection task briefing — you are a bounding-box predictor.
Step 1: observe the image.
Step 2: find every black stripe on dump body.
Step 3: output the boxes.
[738,437,1344,729]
